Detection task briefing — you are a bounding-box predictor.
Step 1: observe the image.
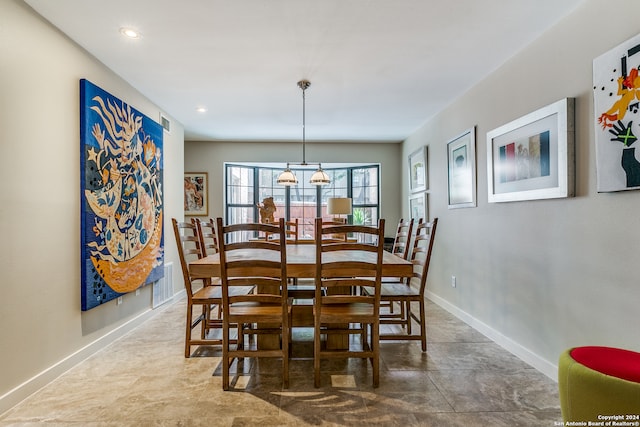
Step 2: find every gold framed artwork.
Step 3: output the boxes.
[184,172,208,216]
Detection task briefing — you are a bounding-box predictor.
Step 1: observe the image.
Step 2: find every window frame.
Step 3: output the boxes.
[224,163,380,226]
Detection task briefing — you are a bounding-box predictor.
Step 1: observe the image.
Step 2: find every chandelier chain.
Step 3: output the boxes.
[298,80,310,165]
[277,79,329,186]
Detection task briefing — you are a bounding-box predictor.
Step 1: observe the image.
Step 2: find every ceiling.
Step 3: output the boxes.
[25,0,586,143]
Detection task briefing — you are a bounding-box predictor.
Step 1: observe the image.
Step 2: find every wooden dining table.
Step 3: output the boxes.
[189,243,413,280]
[189,243,413,351]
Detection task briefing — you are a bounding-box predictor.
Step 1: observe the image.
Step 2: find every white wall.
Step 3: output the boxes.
[0,0,184,412]
[185,140,403,237]
[403,0,640,378]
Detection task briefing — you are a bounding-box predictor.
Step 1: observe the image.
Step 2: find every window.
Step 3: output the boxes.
[352,167,379,226]
[226,166,255,241]
[225,164,380,235]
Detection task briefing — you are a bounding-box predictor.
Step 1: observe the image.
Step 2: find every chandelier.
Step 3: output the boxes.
[277,80,330,186]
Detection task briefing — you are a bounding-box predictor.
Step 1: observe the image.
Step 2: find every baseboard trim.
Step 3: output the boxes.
[0,293,182,416]
[426,290,558,381]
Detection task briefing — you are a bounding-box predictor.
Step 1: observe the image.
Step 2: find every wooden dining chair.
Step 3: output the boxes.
[390,218,414,260]
[281,218,303,287]
[362,218,438,352]
[381,218,416,315]
[285,218,299,243]
[313,217,385,388]
[216,217,292,390]
[195,217,219,257]
[195,218,255,332]
[172,218,233,357]
[264,218,298,243]
[321,218,349,242]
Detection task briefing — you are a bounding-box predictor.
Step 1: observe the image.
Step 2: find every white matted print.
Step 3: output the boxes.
[409,192,428,221]
[447,127,476,209]
[594,32,640,192]
[486,98,574,203]
[408,146,427,193]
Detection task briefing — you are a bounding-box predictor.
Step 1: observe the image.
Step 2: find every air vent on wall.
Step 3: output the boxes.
[152,262,173,308]
[160,113,171,134]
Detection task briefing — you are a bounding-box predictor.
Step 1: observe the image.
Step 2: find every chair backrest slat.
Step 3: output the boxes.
[216,218,288,309]
[408,218,438,295]
[285,218,299,243]
[195,217,218,257]
[172,218,206,300]
[314,217,385,307]
[266,218,299,242]
[391,218,414,260]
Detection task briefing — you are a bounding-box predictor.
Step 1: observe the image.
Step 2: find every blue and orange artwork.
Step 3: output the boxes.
[80,79,164,311]
[594,33,640,192]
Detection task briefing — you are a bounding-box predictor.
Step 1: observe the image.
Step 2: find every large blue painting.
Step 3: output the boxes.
[80,79,164,311]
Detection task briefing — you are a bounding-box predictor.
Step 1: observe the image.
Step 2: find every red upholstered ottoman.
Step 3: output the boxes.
[558,346,640,423]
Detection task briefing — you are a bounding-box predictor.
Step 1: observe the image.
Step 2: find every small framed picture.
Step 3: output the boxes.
[486,98,574,203]
[409,192,428,221]
[408,146,428,193]
[184,172,208,216]
[447,127,476,209]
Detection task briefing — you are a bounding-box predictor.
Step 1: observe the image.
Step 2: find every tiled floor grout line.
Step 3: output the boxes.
[0,298,563,426]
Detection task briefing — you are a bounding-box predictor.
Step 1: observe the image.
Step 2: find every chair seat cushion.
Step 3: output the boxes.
[570,346,640,383]
[381,277,406,283]
[314,303,374,322]
[229,302,285,314]
[194,285,254,301]
[362,283,419,297]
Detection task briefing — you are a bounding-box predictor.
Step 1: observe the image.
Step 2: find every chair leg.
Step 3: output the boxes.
[237,323,244,351]
[282,322,289,389]
[362,322,369,350]
[222,319,230,391]
[399,300,406,328]
[419,299,427,352]
[288,313,293,359]
[372,321,379,388]
[201,305,208,339]
[406,300,412,335]
[185,304,193,358]
[314,320,321,388]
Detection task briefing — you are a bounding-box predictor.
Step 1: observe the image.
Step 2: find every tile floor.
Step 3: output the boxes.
[0,298,563,426]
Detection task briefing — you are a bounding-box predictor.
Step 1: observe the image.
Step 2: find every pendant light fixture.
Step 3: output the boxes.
[277,80,330,186]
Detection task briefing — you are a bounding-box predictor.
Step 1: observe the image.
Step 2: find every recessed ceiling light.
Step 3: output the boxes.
[196,107,208,113]
[120,27,141,39]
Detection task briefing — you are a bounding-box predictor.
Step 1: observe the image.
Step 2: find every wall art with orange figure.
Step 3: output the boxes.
[594,33,640,192]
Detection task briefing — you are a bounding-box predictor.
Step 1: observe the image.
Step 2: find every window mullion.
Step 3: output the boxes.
[285,185,291,220]
[253,167,260,221]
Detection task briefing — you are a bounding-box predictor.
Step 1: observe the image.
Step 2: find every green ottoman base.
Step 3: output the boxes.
[558,346,640,423]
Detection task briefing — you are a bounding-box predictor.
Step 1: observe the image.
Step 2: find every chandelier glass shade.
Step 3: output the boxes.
[276,166,298,185]
[309,167,330,185]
